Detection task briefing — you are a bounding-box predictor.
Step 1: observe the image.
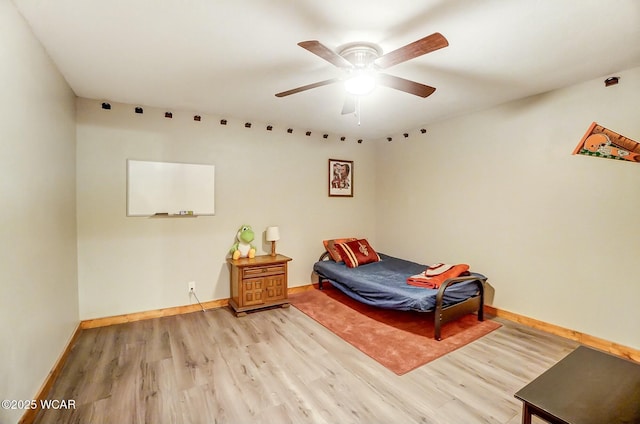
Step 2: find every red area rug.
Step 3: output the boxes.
[290,287,501,375]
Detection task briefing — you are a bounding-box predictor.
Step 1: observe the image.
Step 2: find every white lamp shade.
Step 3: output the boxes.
[266,226,280,241]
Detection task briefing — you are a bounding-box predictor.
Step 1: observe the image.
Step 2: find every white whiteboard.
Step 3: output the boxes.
[127,160,215,216]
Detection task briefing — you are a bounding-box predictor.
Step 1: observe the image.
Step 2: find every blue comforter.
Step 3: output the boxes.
[313,253,484,312]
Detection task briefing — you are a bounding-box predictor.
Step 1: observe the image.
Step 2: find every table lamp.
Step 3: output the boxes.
[266,226,280,257]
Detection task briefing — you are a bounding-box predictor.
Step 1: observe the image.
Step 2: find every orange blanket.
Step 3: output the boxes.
[407,263,470,289]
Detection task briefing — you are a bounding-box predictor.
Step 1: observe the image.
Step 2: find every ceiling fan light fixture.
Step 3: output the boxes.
[278,34,448,112]
[344,71,377,96]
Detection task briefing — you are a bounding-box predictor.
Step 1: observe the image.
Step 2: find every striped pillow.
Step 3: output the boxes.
[323,238,357,262]
[335,239,380,268]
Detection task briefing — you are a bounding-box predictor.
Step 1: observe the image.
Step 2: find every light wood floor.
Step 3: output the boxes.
[34,306,578,424]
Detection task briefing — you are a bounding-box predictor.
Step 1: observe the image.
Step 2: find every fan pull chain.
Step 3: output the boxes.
[356,97,361,126]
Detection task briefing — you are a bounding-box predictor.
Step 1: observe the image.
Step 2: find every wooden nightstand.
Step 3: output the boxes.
[227,254,292,316]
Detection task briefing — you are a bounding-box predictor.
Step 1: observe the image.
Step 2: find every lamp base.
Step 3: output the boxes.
[270,241,277,257]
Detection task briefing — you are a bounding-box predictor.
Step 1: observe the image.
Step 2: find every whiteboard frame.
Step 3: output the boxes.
[126,159,215,217]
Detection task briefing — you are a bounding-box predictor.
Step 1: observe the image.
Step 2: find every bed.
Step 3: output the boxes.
[313,251,487,340]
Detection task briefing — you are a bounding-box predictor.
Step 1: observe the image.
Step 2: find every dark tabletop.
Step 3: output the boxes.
[515,346,640,424]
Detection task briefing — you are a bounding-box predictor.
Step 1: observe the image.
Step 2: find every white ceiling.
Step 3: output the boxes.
[12,0,640,140]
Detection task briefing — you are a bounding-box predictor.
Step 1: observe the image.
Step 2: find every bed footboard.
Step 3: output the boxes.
[434,276,486,341]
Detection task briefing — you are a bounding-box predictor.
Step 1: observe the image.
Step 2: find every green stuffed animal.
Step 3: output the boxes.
[230,225,256,260]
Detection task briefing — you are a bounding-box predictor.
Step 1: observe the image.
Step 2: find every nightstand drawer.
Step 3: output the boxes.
[243,264,285,278]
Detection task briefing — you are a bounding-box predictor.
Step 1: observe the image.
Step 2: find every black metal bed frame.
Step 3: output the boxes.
[314,252,486,341]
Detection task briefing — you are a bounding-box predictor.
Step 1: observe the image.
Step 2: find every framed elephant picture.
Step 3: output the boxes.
[328,159,353,197]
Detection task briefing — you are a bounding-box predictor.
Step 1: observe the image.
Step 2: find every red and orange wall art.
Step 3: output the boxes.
[573,122,640,163]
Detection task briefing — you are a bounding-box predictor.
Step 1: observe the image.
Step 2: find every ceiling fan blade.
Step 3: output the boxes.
[298,40,354,69]
[341,95,356,115]
[374,32,449,69]
[275,78,341,97]
[377,73,436,98]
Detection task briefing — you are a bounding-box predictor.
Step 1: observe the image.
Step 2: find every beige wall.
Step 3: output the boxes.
[374,66,640,349]
[0,2,78,423]
[76,99,376,319]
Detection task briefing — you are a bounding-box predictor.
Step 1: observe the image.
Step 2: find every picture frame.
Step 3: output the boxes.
[328,159,353,197]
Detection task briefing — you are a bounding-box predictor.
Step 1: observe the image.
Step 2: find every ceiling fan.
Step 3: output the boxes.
[275,33,449,115]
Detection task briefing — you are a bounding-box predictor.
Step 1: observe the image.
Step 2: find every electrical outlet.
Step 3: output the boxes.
[188,281,196,293]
